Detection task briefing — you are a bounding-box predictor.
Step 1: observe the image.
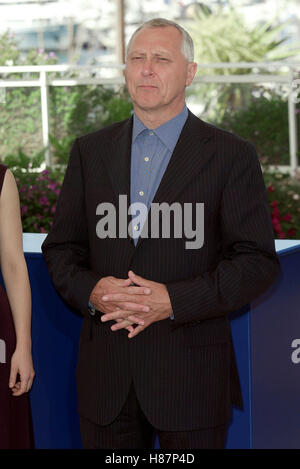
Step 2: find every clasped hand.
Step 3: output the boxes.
[89,270,172,338]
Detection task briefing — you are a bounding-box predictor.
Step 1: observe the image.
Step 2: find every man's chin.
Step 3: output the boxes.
[134,100,162,112]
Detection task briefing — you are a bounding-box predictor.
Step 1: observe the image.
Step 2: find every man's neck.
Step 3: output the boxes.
[133,103,186,129]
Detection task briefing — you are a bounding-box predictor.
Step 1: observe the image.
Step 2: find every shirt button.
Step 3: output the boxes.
[144,157,149,162]
[134,225,139,231]
[139,191,144,196]
[149,131,154,135]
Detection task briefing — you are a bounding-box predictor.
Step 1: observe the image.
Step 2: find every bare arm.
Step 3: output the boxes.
[0,169,35,395]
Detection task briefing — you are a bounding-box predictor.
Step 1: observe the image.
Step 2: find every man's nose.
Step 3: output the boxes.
[141,58,154,76]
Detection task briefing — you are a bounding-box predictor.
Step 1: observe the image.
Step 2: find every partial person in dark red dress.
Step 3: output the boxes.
[0,164,35,449]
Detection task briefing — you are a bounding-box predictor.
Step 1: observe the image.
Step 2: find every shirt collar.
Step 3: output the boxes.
[132,105,188,152]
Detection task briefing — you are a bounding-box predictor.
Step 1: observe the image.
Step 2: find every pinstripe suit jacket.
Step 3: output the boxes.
[42,110,280,431]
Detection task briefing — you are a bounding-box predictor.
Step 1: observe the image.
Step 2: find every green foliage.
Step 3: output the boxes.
[188,8,293,71]
[0,31,20,66]
[0,29,133,163]
[219,93,300,165]
[4,148,46,169]
[48,134,75,165]
[25,49,58,66]
[49,85,132,164]
[11,164,64,233]
[185,7,300,122]
[100,94,133,127]
[0,34,58,159]
[50,85,132,141]
[0,87,42,158]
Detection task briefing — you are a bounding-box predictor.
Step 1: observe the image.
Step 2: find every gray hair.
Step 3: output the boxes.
[126,18,194,62]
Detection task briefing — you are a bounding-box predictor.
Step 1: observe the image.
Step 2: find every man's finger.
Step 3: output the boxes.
[102,292,150,303]
[128,324,145,339]
[111,319,136,331]
[103,310,145,325]
[128,270,152,287]
[125,286,151,295]
[120,278,132,287]
[114,318,135,333]
[101,301,149,314]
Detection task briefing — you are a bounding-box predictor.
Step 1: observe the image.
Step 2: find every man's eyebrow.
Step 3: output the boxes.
[129,51,146,56]
[152,52,172,58]
[129,50,172,57]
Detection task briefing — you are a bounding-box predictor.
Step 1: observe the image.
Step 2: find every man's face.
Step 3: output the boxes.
[125,26,197,119]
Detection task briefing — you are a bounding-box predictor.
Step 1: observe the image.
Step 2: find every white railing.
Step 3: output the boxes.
[0,62,299,174]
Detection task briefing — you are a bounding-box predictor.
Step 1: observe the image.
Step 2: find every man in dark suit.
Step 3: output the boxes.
[42,18,280,449]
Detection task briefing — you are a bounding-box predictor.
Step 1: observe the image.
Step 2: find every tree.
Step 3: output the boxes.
[184,7,300,122]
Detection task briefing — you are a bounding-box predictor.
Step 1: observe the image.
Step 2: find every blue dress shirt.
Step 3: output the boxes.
[130,105,188,243]
[130,105,188,320]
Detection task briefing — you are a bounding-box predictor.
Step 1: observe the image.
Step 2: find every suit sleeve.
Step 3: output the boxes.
[42,138,101,316]
[166,141,280,324]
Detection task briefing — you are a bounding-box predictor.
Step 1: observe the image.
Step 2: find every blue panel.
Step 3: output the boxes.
[226,306,252,448]
[26,253,83,449]
[251,247,300,448]
[5,235,296,449]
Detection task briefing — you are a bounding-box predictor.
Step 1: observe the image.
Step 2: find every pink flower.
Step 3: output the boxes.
[282,213,292,222]
[21,205,28,216]
[268,185,275,192]
[278,232,286,239]
[272,207,280,217]
[274,223,282,233]
[48,182,57,191]
[271,200,278,207]
[39,196,50,206]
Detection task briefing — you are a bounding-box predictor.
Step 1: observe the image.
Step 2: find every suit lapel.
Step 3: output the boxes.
[100,116,133,208]
[99,117,136,253]
[151,111,215,205]
[99,112,216,251]
[135,111,216,249]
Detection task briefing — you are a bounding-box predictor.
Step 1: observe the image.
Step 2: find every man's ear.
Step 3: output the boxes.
[186,62,197,87]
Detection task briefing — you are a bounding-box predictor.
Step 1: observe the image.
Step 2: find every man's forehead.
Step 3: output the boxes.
[128,47,173,56]
[128,28,183,55]
[132,26,181,44]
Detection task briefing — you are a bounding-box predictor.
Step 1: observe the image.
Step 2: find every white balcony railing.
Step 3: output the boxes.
[0,62,299,174]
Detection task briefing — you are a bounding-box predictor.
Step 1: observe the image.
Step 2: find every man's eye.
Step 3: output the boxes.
[158,58,169,62]
[132,57,143,61]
